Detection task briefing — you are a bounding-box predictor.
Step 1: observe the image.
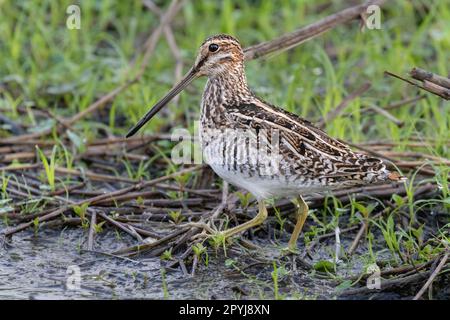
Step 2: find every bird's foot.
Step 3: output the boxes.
[281,245,300,256]
[181,222,218,241]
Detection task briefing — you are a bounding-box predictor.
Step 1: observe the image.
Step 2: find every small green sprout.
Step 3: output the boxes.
[36,145,58,191]
[168,210,184,224]
[161,248,173,261]
[73,203,90,228]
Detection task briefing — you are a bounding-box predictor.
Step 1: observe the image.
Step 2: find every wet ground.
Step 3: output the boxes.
[1,224,447,300]
[0,226,336,300]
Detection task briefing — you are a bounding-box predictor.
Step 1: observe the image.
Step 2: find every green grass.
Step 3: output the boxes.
[0,0,449,299]
[1,1,448,144]
[36,144,58,191]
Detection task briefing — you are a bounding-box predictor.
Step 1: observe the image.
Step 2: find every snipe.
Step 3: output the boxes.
[127,34,403,251]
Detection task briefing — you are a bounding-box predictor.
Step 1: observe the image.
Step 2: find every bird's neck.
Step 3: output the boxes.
[202,63,252,108]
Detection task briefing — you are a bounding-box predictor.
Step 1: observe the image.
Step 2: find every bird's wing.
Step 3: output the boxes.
[226,99,387,182]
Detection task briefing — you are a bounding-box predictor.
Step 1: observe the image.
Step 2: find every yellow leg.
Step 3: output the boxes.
[287,195,309,251]
[222,200,268,238]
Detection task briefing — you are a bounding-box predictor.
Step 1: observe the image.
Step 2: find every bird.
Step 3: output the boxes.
[126,34,404,251]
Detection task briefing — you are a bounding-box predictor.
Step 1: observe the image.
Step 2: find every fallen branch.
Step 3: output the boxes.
[87,210,97,250]
[365,104,404,127]
[1,165,203,237]
[244,0,385,60]
[340,271,431,296]
[413,252,449,300]
[385,70,450,100]
[410,67,450,90]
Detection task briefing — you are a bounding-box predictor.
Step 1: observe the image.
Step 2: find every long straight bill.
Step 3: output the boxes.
[126,68,198,138]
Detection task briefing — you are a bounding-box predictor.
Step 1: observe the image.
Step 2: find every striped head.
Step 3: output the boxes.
[126,34,244,137]
[193,34,244,77]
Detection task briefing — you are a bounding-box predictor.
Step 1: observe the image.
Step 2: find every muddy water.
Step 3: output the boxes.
[3,225,447,300]
[0,226,339,299]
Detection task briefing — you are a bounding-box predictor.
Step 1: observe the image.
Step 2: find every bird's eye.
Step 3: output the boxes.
[208,43,219,52]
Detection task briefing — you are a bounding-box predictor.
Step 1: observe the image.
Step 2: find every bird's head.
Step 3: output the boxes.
[193,34,244,77]
[126,34,243,137]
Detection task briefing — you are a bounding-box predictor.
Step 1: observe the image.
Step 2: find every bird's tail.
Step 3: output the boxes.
[386,171,407,182]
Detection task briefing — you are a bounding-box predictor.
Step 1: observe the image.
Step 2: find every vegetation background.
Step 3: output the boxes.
[0,0,448,299]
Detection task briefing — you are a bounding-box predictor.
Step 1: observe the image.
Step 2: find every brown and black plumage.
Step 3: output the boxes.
[127,34,403,251]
